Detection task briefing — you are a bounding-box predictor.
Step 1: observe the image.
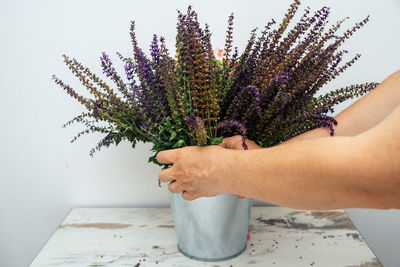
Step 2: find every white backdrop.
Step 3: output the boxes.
[0,0,399,266]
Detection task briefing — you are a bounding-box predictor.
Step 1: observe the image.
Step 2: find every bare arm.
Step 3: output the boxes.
[287,69,400,142]
[221,69,400,149]
[219,105,400,210]
[157,70,400,209]
[157,107,400,209]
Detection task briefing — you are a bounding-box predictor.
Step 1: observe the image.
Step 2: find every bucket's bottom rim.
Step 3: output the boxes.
[177,242,247,262]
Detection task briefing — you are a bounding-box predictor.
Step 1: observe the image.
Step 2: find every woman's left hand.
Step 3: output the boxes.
[157,145,227,201]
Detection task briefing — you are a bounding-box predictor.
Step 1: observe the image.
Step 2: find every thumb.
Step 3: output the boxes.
[218,136,241,149]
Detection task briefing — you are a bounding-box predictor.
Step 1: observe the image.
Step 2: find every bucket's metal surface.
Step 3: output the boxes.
[168,191,253,261]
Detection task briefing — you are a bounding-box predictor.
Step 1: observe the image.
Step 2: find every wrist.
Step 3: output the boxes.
[213,148,239,194]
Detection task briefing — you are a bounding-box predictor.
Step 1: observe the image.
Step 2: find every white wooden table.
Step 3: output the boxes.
[30,207,381,267]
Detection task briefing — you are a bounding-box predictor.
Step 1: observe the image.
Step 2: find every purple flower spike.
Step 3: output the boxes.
[218,119,248,150]
[150,35,161,64]
[185,114,207,145]
[184,114,198,129]
[100,52,128,96]
[271,71,290,87]
[124,63,135,81]
[237,86,262,118]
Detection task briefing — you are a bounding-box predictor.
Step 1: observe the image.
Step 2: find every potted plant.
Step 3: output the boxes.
[52,0,377,261]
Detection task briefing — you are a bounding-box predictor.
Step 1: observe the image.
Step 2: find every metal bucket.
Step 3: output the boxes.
[168,191,253,261]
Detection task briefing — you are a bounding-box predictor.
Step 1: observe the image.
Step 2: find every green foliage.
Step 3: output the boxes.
[148,116,190,168]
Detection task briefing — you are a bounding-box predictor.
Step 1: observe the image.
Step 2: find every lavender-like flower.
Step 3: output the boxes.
[53,1,378,165]
[185,114,207,146]
[150,35,161,64]
[100,52,131,101]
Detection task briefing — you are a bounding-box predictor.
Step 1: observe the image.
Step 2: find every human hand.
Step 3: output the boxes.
[218,135,261,150]
[218,136,261,199]
[157,145,227,201]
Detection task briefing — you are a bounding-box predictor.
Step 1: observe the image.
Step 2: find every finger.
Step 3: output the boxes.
[156,148,180,164]
[245,139,262,150]
[158,166,176,183]
[168,180,183,194]
[182,191,199,201]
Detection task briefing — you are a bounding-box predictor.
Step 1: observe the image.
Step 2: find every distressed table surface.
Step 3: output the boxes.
[30,207,381,267]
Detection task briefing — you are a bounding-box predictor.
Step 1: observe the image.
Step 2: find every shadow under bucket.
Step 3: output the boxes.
[168,191,254,261]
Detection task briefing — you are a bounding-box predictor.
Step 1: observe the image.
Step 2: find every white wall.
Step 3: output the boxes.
[0,0,399,266]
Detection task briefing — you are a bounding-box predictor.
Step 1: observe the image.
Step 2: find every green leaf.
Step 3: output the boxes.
[148,154,156,163]
[210,136,223,145]
[148,153,163,166]
[172,139,185,148]
[169,131,177,141]
[114,135,122,146]
[164,141,174,147]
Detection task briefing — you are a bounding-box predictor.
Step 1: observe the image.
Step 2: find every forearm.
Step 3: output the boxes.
[214,71,400,209]
[220,132,399,210]
[286,69,400,143]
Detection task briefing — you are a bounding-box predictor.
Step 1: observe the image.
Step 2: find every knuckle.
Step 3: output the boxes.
[168,181,180,193]
[158,170,169,182]
[174,169,184,179]
[183,168,194,177]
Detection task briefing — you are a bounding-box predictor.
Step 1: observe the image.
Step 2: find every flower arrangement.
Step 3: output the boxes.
[53,1,378,171]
